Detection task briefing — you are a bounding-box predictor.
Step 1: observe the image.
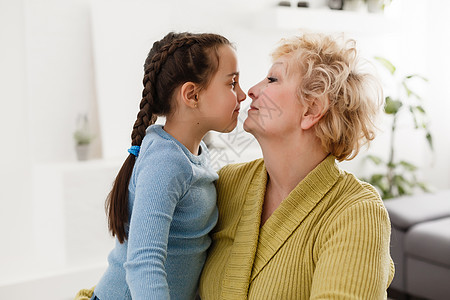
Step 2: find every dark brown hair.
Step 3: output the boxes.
[106,32,231,243]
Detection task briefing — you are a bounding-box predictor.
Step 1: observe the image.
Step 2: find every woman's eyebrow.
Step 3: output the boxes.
[271,62,286,75]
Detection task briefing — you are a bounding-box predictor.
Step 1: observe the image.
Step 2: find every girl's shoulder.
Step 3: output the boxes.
[135,134,194,181]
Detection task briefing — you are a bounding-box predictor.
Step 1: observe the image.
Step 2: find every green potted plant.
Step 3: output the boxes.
[366,0,392,13]
[364,56,433,199]
[73,114,95,161]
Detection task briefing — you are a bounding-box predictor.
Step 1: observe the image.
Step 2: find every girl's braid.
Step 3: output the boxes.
[130,37,198,146]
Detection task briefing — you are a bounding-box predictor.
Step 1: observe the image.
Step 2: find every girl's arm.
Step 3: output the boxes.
[124,152,191,299]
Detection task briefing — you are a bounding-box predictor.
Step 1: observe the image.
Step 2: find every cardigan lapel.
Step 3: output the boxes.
[220,161,267,300]
[250,155,340,281]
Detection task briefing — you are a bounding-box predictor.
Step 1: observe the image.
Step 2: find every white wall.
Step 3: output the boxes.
[424,0,450,189]
[1,0,104,285]
[24,0,101,163]
[0,0,33,277]
[340,0,450,191]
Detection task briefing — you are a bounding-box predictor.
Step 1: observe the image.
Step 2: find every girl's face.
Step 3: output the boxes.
[244,55,304,138]
[198,45,246,133]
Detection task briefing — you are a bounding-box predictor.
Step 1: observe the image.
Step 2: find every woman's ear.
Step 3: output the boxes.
[180,82,198,108]
[300,96,328,130]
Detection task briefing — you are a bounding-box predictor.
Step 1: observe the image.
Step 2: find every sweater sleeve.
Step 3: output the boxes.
[310,199,393,300]
[124,151,192,300]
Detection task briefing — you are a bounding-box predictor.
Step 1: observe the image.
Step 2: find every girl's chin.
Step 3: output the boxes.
[221,119,238,133]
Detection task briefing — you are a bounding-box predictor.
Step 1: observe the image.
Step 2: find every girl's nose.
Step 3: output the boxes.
[237,86,246,103]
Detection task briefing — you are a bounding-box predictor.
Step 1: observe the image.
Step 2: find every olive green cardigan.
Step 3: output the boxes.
[199,156,394,300]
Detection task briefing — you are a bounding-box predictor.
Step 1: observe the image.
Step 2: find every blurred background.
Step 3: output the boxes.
[1,0,449,298]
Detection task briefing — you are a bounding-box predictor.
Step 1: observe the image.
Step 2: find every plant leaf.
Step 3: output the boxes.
[368,174,389,199]
[370,174,385,183]
[399,161,418,171]
[397,184,406,196]
[406,74,429,82]
[387,161,397,169]
[417,182,432,192]
[374,56,396,74]
[366,155,384,165]
[385,97,402,114]
[394,175,413,195]
[426,132,434,151]
[402,81,423,100]
[409,106,419,129]
[402,81,413,97]
[414,105,426,114]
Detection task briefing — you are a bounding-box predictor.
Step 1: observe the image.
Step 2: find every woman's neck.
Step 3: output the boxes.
[258,131,328,199]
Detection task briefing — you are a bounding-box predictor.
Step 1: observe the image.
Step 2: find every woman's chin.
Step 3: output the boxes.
[243,119,255,134]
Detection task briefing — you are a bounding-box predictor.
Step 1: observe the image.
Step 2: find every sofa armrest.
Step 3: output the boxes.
[384,190,450,231]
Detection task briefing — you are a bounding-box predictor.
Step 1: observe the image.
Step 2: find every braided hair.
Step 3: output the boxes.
[106,32,231,243]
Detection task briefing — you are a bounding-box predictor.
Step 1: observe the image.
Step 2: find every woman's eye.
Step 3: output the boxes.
[267,77,278,83]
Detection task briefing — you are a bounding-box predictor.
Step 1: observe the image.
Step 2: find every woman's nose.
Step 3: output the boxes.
[248,80,262,101]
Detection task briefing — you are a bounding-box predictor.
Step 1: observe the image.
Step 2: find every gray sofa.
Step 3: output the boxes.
[384,190,450,300]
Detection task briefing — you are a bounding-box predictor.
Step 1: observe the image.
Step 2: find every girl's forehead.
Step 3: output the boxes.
[218,46,238,72]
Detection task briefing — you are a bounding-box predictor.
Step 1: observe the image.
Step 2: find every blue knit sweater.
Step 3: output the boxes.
[94,125,219,300]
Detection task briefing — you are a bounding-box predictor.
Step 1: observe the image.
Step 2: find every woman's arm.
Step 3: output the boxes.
[310,199,393,299]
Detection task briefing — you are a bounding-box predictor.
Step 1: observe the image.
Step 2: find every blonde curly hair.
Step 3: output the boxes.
[272,33,383,161]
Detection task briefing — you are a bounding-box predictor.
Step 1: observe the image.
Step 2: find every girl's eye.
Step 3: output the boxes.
[267,77,278,83]
[231,81,237,88]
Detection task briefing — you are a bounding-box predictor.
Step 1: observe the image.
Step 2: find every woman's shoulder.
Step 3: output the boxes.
[333,169,385,210]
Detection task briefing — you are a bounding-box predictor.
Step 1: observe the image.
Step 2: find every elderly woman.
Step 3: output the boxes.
[199,33,394,299]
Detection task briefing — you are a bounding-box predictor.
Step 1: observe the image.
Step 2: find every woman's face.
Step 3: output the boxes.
[198,45,247,133]
[244,55,304,138]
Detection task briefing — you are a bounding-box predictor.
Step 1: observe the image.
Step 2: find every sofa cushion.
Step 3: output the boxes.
[405,217,450,267]
[384,190,450,230]
[406,256,450,299]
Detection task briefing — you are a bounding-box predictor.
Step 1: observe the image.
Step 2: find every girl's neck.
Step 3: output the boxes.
[257,132,328,198]
[163,119,205,156]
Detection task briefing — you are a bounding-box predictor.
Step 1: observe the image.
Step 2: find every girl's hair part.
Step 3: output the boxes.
[271,32,383,161]
[106,32,231,243]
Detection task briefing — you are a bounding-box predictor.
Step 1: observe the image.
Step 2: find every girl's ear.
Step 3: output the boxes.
[180,82,198,108]
[300,96,328,130]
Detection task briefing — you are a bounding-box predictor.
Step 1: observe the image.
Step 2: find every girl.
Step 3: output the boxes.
[77,32,246,300]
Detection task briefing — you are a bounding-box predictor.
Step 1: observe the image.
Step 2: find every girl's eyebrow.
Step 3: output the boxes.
[226,72,239,77]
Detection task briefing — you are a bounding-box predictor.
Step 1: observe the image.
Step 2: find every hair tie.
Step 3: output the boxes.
[128,145,140,157]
